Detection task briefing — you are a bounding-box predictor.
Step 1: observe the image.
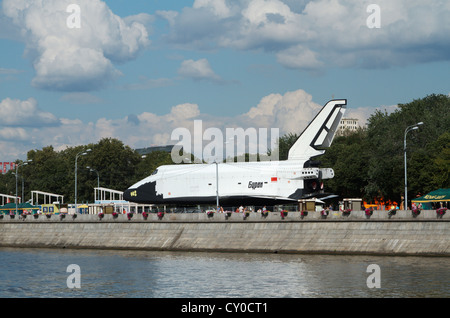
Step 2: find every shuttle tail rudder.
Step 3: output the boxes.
[288,99,347,161]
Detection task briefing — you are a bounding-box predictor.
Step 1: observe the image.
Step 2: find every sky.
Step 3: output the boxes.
[0,0,449,162]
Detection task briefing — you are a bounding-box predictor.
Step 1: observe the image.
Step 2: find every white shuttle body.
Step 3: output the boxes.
[124,99,347,206]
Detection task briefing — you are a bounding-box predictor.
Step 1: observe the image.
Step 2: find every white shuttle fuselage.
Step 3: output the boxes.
[124,99,347,206]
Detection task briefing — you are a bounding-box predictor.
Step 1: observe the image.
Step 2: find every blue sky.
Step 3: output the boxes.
[0,0,449,161]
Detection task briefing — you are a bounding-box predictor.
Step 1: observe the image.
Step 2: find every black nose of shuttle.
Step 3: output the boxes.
[123,188,135,202]
[123,181,162,204]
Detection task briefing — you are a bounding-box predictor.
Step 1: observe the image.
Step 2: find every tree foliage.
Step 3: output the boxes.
[324,94,449,202]
[275,94,449,203]
[274,132,300,161]
[320,129,370,198]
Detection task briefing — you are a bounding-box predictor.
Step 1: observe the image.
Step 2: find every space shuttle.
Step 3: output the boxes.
[123,99,347,206]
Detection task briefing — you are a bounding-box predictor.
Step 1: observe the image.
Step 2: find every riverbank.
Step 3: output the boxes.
[1,210,449,256]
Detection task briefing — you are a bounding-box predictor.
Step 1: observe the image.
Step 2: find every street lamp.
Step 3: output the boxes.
[404,122,423,210]
[215,161,219,209]
[86,166,100,189]
[15,159,32,215]
[75,149,91,213]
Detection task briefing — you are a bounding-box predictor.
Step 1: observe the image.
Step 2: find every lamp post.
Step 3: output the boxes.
[21,176,25,201]
[75,149,91,213]
[404,122,423,210]
[215,161,219,209]
[15,160,32,215]
[86,166,100,189]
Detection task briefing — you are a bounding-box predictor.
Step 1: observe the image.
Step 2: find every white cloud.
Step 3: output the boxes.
[178,59,222,82]
[276,45,324,70]
[0,127,28,141]
[193,0,233,18]
[160,0,450,70]
[0,98,60,127]
[240,89,321,134]
[2,0,150,92]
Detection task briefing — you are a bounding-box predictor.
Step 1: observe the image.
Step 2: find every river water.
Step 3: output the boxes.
[0,247,449,298]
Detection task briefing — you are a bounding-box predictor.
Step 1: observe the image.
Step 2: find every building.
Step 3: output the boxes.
[0,162,15,174]
[135,145,180,156]
[337,118,360,136]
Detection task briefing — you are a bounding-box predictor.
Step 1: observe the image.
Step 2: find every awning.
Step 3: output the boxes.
[412,188,450,203]
[0,202,40,214]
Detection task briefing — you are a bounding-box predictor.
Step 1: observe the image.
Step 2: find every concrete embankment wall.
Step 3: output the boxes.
[0,210,449,256]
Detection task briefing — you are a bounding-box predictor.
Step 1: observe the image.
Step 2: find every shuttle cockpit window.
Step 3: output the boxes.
[151,169,158,175]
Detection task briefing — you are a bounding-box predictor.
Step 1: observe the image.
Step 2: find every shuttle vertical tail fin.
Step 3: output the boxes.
[288,99,347,161]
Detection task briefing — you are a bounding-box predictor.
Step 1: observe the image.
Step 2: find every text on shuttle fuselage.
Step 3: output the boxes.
[248,181,263,189]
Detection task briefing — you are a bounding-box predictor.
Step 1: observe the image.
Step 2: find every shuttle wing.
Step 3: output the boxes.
[288,99,347,161]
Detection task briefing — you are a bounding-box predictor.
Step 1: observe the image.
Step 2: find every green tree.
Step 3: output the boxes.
[62,145,97,204]
[320,129,370,199]
[425,131,450,190]
[80,138,141,202]
[0,171,16,199]
[272,132,300,161]
[364,109,404,200]
[134,151,174,183]
[364,94,450,203]
[21,138,143,204]
[26,146,70,202]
